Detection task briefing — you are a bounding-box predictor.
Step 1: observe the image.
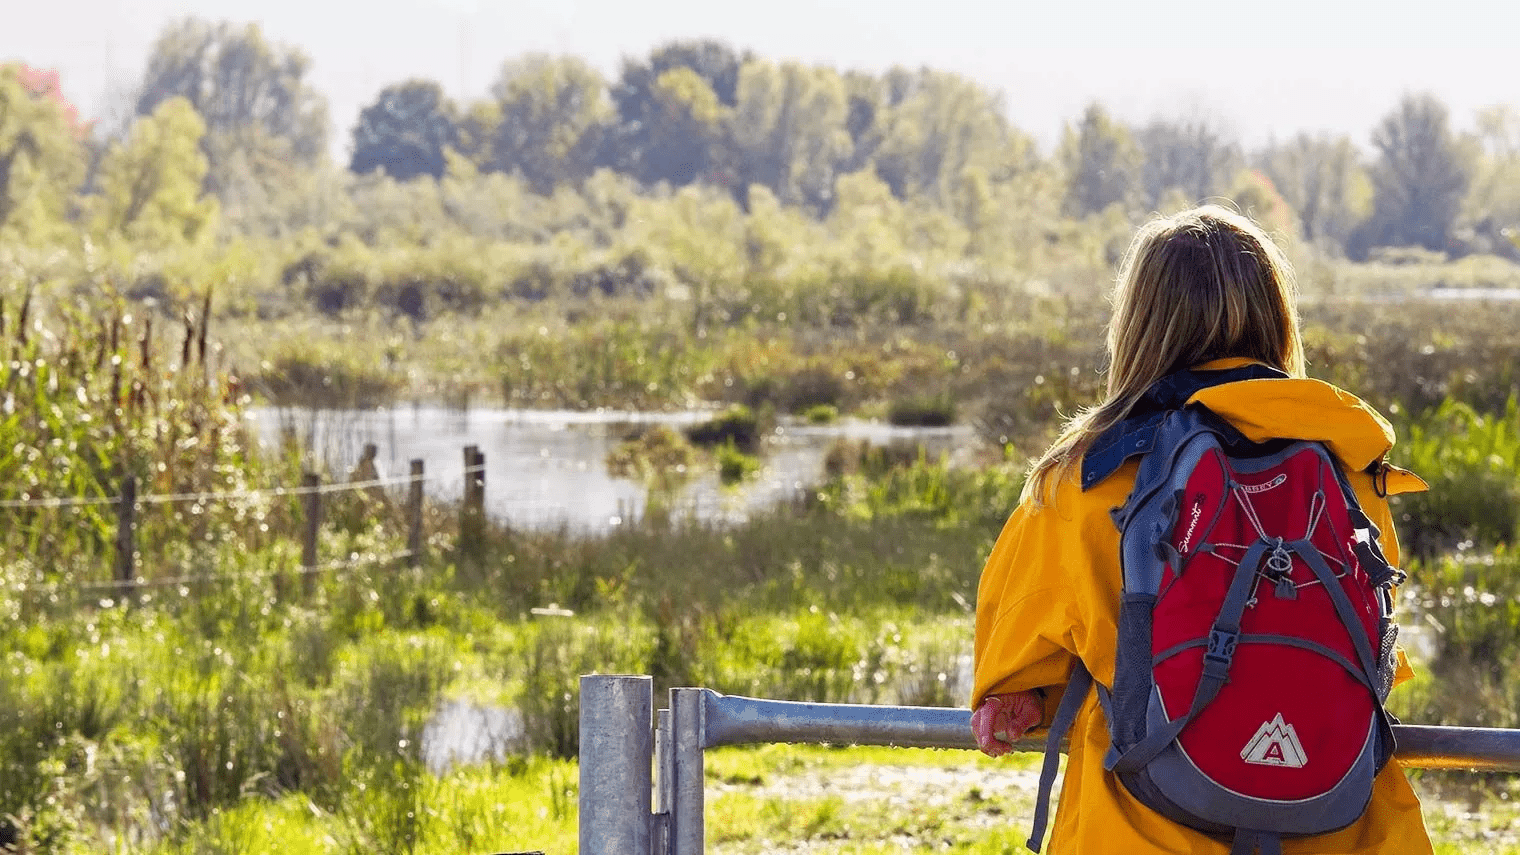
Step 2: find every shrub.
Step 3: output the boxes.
[518,619,655,758]
[887,393,956,427]
[684,405,762,452]
[1395,549,1520,728]
[802,403,838,424]
[605,426,698,490]
[253,348,405,409]
[1391,398,1520,560]
[716,439,761,485]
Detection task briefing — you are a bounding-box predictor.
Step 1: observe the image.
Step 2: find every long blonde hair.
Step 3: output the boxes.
[1024,204,1306,503]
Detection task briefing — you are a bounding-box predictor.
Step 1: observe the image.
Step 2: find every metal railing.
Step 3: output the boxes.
[578,674,1520,855]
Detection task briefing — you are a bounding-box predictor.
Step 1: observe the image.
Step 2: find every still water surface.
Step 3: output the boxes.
[247,405,977,533]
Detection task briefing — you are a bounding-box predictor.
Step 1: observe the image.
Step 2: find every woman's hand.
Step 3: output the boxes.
[971,690,1043,757]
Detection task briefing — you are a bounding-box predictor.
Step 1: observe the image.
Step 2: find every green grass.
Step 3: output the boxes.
[132,745,1514,855]
[141,757,579,855]
[1391,397,1520,560]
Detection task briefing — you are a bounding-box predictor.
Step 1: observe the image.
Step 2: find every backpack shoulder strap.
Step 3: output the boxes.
[1026,660,1095,853]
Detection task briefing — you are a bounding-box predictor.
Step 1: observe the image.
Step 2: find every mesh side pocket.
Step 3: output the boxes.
[1112,593,1156,746]
[1375,618,1399,701]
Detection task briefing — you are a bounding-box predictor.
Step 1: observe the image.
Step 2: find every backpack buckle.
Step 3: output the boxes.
[1204,629,1238,678]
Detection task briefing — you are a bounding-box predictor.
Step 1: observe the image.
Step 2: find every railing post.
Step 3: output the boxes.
[670,687,707,855]
[406,459,424,568]
[114,475,136,588]
[579,675,653,855]
[654,707,673,854]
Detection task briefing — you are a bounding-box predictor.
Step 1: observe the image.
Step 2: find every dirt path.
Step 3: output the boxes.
[708,760,1520,853]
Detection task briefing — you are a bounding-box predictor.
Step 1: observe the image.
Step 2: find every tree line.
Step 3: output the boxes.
[4,17,1520,298]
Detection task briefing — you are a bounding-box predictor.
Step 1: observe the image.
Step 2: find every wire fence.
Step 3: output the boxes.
[0,470,449,510]
[14,549,422,597]
[0,438,765,600]
[0,444,502,599]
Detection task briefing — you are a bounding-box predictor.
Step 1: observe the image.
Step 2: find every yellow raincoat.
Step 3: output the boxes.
[973,360,1434,854]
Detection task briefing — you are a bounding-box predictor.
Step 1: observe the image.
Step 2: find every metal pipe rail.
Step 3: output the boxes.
[579,676,1520,855]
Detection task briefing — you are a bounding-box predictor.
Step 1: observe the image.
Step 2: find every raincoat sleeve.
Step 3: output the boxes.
[972,495,1087,729]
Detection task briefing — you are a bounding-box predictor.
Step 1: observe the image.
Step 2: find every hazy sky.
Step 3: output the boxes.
[9,0,1520,158]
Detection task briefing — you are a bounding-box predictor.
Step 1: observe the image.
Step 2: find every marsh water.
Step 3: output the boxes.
[246,405,978,533]
[245,404,981,769]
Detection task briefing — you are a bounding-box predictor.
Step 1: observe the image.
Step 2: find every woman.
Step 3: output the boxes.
[971,205,1433,854]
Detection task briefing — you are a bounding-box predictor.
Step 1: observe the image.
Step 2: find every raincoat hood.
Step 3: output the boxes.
[1185,358,1426,495]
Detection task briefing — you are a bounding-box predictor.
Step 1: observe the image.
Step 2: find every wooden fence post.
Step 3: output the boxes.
[407,459,424,568]
[460,445,485,559]
[114,475,136,588]
[301,472,321,596]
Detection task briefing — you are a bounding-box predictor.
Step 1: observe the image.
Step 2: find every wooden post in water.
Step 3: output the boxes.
[460,445,485,560]
[407,459,425,568]
[114,475,136,588]
[301,472,321,596]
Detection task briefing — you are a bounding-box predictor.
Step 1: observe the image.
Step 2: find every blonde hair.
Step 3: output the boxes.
[1024,204,1305,503]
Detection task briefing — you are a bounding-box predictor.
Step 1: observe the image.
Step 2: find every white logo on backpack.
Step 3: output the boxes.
[1237,473,1287,494]
[1241,713,1308,768]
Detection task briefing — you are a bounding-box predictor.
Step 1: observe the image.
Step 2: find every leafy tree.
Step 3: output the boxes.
[350,79,458,181]
[1059,102,1141,217]
[958,157,1067,271]
[637,67,730,187]
[743,183,821,279]
[828,168,909,267]
[1475,104,1520,160]
[729,60,851,212]
[1137,116,1242,209]
[1459,105,1520,258]
[1360,93,1472,255]
[871,68,1020,208]
[1256,133,1369,249]
[90,96,218,247]
[0,63,86,243]
[211,137,353,239]
[347,167,447,244]
[838,70,889,174]
[134,19,329,176]
[605,39,747,184]
[625,183,747,330]
[436,152,532,240]
[1225,169,1298,241]
[487,54,612,193]
[452,99,502,167]
[11,64,89,137]
[827,167,971,273]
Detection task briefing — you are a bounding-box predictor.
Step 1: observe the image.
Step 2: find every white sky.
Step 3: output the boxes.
[8,0,1520,158]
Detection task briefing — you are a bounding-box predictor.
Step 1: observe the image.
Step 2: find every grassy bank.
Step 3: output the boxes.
[3,444,1519,853]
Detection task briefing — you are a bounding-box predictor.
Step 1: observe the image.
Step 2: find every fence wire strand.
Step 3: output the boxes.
[0,471,434,510]
[0,457,573,598]
[0,464,449,596]
[9,549,419,596]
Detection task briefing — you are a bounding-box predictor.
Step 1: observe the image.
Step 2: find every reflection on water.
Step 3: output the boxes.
[246,406,977,533]
[421,699,522,774]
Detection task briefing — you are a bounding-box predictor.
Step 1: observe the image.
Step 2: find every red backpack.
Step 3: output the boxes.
[1027,367,1404,855]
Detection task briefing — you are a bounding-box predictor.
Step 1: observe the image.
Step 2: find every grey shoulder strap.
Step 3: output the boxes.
[1026,660,1093,853]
